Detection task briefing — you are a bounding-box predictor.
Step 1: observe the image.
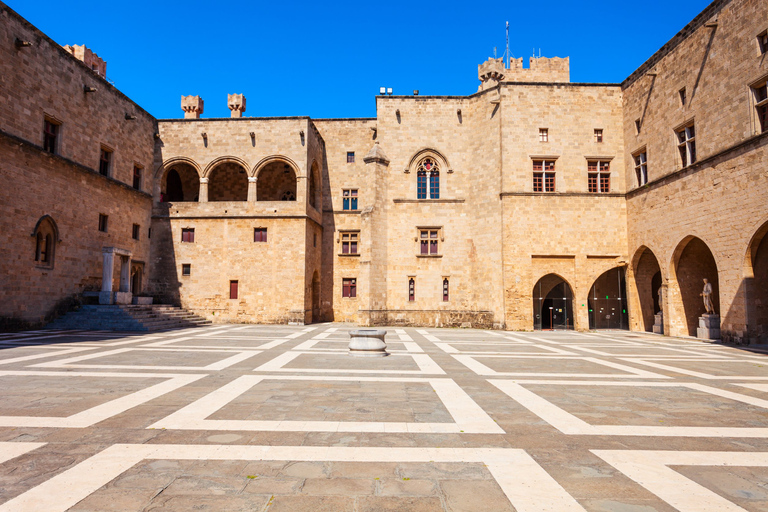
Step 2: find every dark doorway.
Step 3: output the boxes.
[588,267,628,330]
[533,275,574,330]
[166,169,183,202]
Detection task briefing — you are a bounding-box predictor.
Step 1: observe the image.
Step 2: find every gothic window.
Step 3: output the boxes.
[33,215,57,268]
[281,190,296,201]
[416,157,440,199]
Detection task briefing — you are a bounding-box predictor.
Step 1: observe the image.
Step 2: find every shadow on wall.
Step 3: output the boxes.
[320,143,335,322]
[147,205,182,307]
[674,236,720,337]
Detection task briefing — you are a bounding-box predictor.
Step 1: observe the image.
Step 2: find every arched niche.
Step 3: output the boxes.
[257,160,297,201]
[32,214,59,269]
[208,161,248,201]
[160,162,200,202]
[672,236,720,336]
[587,266,628,330]
[532,274,574,330]
[746,220,768,343]
[631,246,662,332]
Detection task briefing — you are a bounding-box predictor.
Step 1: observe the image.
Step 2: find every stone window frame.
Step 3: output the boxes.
[338,230,360,256]
[408,276,416,302]
[42,115,61,154]
[750,75,768,135]
[132,164,143,191]
[254,227,268,243]
[539,128,549,142]
[229,280,239,300]
[181,228,195,243]
[757,29,768,55]
[442,276,450,302]
[416,158,440,199]
[99,145,113,177]
[98,214,109,233]
[594,129,603,143]
[132,224,140,241]
[181,264,191,277]
[587,158,612,193]
[675,121,696,168]
[678,87,687,107]
[416,226,443,258]
[342,278,357,299]
[346,152,355,163]
[32,215,59,270]
[531,157,557,193]
[342,189,358,211]
[633,148,648,187]
[406,148,451,201]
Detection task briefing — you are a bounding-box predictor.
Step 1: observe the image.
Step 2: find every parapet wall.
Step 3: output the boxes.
[506,57,570,83]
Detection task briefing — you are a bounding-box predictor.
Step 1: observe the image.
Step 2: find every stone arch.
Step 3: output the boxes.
[670,236,720,337]
[587,266,628,330]
[207,159,248,202]
[309,159,321,210]
[156,158,201,202]
[32,215,59,269]
[629,246,663,332]
[408,148,450,200]
[532,273,574,330]
[744,217,768,343]
[254,156,299,201]
[407,147,451,172]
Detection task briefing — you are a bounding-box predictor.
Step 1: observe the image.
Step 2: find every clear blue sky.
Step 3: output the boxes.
[10,0,712,119]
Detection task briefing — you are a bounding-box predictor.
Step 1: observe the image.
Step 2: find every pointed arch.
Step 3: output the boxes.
[155,157,201,202]
[587,266,628,330]
[745,216,768,343]
[630,246,663,332]
[31,215,59,269]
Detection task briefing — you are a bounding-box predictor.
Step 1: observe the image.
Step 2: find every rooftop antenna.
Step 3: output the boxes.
[503,21,510,68]
[493,46,497,59]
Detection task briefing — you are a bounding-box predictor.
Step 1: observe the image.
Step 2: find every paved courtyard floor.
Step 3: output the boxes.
[1,324,768,511]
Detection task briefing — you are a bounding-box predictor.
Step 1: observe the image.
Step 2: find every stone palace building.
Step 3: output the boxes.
[0,0,766,342]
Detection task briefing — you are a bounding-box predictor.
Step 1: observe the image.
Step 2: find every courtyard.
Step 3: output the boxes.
[0,325,767,511]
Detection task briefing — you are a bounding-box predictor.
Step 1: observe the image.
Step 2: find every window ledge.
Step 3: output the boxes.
[416,254,442,258]
[338,253,361,257]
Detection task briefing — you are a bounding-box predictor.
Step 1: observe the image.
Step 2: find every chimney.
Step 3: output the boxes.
[228,94,246,118]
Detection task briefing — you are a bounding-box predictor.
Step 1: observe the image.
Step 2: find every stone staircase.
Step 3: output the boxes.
[46,304,212,332]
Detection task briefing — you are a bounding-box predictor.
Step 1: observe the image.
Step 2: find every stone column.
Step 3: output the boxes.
[199,177,209,202]
[247,176,257,202]
[99,249,115,304]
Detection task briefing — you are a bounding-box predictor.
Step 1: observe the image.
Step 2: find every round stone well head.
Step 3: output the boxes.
[348,329,389,357]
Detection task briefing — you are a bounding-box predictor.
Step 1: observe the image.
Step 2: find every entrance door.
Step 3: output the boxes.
[533,275,574,330]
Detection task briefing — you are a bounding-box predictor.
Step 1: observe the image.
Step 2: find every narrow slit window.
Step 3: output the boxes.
[132,224,140,240]
[133,166,142,190]
[230,280,239,299]
[98,214,108,232]
[635,119,641,134]
[679,87,687,106]
[43,118,59,153]
[443,278,449,302]
[99,147,112,177]
[408,278,415,302]
[754,81,768,134]
[758,30,768,54]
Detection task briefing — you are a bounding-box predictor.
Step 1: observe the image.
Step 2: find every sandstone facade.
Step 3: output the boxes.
[1,0,766,342]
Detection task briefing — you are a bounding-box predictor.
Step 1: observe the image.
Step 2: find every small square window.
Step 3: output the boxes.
[181,228,195,243]
[679,87,687,106]
[635,119,641,134]
[43,118,60,154]
[539,128,548,142]
[99,147,112,177]
[133,166,142,190]
[594,129,603,143]
[230,280,239,300]
[342,278,357,298]
[347,152,355,163]
[758,30,768,54]
[419,229,440,255]
[98,214,108,233]
[254,227,267,242]
[182,264,191,276]
[132,224,140,240]
[342,189,358,210]
[340,232,359,255]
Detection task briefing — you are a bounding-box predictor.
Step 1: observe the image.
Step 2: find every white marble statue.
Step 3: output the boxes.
[700,278,715,315]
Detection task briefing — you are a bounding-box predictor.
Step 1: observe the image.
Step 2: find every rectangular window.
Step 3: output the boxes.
[679,87,687,106]
[342,189,358,210]
[254,227,267,242]
[532,160,556,192]
[539,128,548,142]
[419,229,440,255]
[181,228,195,243]
[443,278,449,302]
[417,172,427,199]
[182,264,191,276]
[587,160,611,193]
[346,152,355,163]
[635,119,641,134]
[132,166,142,190]
[98,214,108,232]
[634,151,648,186]
[676,124,696,167]
[759,30,768,54]
[43,118,59,153]
[132,224,140,240]
[230,280,238,299]
[99,147,112,177]
[594,129,603,143]
[754,81,768,134]
[408,277,415,302]
[340,232,359,254]
[342,278,357,298]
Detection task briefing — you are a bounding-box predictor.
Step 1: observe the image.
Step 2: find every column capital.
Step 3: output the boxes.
[248,176,257,183]
[199,177,209,184]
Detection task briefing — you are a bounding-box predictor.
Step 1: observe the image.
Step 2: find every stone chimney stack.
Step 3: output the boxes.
[62,44,106,77]
[228,94,246,118]
[181,95,204,119]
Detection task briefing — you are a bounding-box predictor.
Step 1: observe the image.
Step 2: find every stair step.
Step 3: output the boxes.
[45,304,211,332]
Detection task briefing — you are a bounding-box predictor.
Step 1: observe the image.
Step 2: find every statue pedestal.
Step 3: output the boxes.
[348,329,388,357]
[653,313,664,334]
[697,314,720,340]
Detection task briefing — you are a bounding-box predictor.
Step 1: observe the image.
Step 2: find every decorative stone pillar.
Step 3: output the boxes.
[228,94,246,118]
[199,177,209,202]
[247,176,257,202]
[99,249,115,304]
[181,95,204,119]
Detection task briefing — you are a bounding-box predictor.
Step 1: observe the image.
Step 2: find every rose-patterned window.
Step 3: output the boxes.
[416,157,440,199]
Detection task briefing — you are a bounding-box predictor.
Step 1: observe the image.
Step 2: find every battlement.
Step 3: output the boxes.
[477,58,507,91]
[506,56,569,83]
[62,44,106,77]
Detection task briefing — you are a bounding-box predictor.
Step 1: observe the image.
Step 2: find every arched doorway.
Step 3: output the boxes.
[533,274,574,330]
[588,267,628,330]
[130,263,143,295]
[747,221,768,343]
[208,161,248,201]
[631,247,662,332]
[672,237,720,336]
[161,163,199,202]
[257,161,297,201]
